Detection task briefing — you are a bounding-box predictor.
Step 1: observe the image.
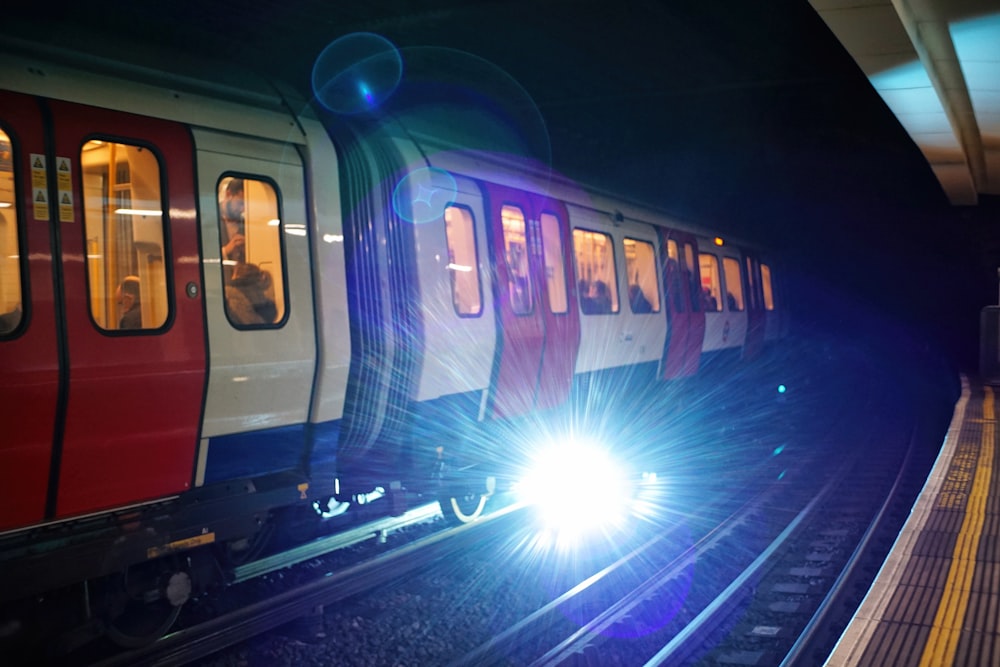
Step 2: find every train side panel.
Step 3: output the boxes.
[411,175,496,405]
[567,203,667,378]
[193,128,317,485]
[0,92,59,530]
[50,100,206,517]
[697,238,748,355]
[304,117,351,427]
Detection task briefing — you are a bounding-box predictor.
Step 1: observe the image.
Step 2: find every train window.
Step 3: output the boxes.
[723,257,744,311]
[684,242,701,313]
[444,205,482,316]
[624,238,659,313]
[540,212,567,314]
[0,129,22,336]
[761,263,775,310]
[218,176,285,327]
[665,239,684,311]
[501,204,532,315]
[698,252,722,312]
[745,257,759,310]
[81,139,169,331]
[573,228,618,314]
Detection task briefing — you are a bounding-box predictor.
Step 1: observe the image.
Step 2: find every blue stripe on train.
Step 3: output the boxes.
[203,420,342,484]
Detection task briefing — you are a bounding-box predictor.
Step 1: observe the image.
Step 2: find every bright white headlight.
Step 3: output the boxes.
[516,438,632,536]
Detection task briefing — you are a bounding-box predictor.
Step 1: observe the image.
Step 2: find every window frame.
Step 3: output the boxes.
[80,134,173,335]
[500,203,533,316]
[722,256,745,312]
[573,227,619,315]
[539,210,569,315]
[0,124,26,339]
[216,172,290,330]
[443,202,483,318]
[623,236,661,314]
[698,251,722,312]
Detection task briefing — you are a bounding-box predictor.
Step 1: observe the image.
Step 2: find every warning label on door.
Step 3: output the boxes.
[30,153,48,221]
[57,156,73,222]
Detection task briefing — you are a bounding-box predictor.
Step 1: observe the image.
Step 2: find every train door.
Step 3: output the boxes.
[46,100,206,518]
[0,92,60,530]
[530,194,580,410]
[194,129,317,484]
[484,183,544,419]
[742,253,766,359]
[659,230,705,379]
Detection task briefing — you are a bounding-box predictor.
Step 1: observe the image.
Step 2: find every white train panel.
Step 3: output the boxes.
[195,128,317,438]
[411,175,497,403]
[303,118,352,424]
[568,204,667,375]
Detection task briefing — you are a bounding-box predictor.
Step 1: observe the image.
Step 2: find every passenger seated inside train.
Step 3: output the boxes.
[580,279,614,314]
[225,261,277,325]
[628,284,653,313]
[115,276,142,329]
[702,287,718,311]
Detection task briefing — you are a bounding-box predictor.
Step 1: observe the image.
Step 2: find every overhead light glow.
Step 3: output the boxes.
[115,208,162,216]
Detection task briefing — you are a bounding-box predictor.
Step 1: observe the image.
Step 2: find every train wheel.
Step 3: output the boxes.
[440,491,489,525]
[104,569,189,648]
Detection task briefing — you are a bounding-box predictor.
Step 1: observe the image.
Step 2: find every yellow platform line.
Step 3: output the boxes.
[920,387,994,667]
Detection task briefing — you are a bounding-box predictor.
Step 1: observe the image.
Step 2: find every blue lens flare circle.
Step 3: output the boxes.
[311,33,402,114]
[392,167,459,224]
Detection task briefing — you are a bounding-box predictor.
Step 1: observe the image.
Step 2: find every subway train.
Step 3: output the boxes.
[0,35,788,649]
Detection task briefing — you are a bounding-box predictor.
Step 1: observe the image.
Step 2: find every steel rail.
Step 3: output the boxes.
[778,423,920,666]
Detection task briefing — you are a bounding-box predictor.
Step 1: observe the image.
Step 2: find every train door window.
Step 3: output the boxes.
[624,238,659,313]
[745,257,759,310]
[722,257,744,311]
[684,242,700,313]
[501,204,532,315]
[573,228,618,314]
[698,252,721,312]
[444,204,482,316]
[217,175,286,327]
[761,263,775,310]
[81,139,169,332]
[540,212,567,314]
[665,239,684,311]
[0,129,22,335]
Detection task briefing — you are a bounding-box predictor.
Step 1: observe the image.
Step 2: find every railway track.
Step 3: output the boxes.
[63,342,950,666]
[441,365,943,666]
[81,501,524,667]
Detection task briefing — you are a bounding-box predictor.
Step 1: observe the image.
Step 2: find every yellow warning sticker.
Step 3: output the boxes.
[30,154,48,221]
[146,531,216,559]
[56,156,73,222]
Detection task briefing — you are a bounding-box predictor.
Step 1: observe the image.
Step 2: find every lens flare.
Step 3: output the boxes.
[311,33,402,114]
[392,167,459,224]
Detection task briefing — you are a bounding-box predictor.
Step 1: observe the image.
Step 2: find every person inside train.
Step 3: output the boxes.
[217,177,275,324]
[220,178,246,268]
[592,280,612,313]
[115,276,142,329]
[628,283,653,313]
[225,261,277,325]
[702,287,718,311]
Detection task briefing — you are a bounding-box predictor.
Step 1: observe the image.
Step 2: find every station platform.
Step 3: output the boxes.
[826,375,999,666]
